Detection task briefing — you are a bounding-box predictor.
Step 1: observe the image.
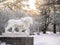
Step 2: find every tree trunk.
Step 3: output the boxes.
[53,24,56,34]
[43,23,47,34]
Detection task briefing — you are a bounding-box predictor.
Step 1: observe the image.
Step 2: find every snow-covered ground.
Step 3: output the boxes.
[0,31,60,45]
[34,32,60,45]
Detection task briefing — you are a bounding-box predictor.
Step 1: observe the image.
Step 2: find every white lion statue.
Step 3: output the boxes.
[5,16,33,34]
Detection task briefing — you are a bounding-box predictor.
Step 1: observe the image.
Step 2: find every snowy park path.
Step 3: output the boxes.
[34,34,60,45]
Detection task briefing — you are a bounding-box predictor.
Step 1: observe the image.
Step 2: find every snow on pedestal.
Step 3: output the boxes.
[1,29,31,37]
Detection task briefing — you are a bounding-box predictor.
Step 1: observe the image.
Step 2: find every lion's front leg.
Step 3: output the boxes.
[25,29,30,35]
